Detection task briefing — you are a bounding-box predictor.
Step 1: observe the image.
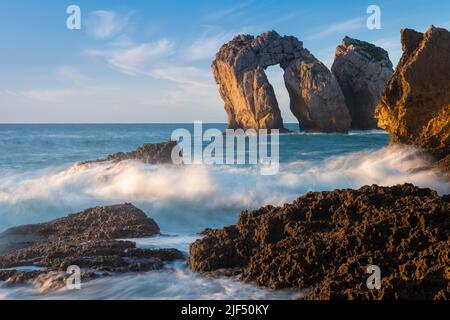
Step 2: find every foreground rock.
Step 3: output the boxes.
[0,204,183,287]
[332,37,393,129]
[189,184,449,300]
[81,140,179,165]
[375,26,450,174]
[212,31,351,133]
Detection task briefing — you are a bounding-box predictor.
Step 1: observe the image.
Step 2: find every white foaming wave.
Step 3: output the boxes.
[0,162,215,205]
[279,144,449,194]
[0,145,447,232]
[0,267,305,300]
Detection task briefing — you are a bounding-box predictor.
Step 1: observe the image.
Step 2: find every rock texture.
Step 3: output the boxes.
[0,204,183,286]
[375,26,450,167]
[212,31,351,133]
[81,140,180,165]
[332,37,393,129]
[189,184,450,300]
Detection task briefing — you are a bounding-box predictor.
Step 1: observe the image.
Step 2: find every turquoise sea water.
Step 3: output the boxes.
[0,123,447,299]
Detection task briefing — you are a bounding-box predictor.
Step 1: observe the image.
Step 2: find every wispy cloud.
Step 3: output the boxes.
[307,17,366,40]
[205,1,253,21]
[185,32,233,61]
[85,10,129,39]
[86,39,175,75]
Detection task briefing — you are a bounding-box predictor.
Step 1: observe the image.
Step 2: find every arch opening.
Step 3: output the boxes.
[264,65,299,131]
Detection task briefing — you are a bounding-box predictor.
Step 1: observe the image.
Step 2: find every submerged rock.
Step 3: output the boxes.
[212,31,351,133]
[0,204,183,286]
[332,37,393,129]
[375,26,450,174]
[189,184,450,300]
[81,140,179,165]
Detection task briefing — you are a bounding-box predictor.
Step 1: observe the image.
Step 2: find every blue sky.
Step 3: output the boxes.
[0,0,449,123]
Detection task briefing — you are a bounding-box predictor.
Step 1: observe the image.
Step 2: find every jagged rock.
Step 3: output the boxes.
[375,26,450,167]
[0,204,183,286]
[332,37,393,129]
[81,140,179,165]
[189,184,450,300]
[212,31,351,133]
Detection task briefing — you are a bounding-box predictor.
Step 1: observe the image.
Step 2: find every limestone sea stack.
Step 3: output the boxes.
[332,37,393,129]
[375,26,450,173]
[189,184,450,300]
[212,31,351,133]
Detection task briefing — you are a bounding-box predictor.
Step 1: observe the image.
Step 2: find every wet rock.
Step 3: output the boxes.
[189,184,450,300]
[332,37,393,129]
[81,140,180,165]
[375,26,450,174]
[0,204,183,286]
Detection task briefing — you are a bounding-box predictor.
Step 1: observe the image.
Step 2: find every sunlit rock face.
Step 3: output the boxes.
[212,31,351,133]
[375,26,450,161]
[332,37,393,129]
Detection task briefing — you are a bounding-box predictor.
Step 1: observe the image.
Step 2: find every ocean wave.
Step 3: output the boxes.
[0,145,447,233]
[0,266,306,300]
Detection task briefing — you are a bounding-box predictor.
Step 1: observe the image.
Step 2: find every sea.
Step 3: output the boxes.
[0,123,448,299]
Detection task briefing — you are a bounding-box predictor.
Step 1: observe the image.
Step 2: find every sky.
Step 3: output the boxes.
[0,0,449,123]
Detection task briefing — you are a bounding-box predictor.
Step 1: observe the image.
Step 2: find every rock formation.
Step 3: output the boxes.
[81,140,180,165]
[332,37,393,129]
[212,31,351,133]
[189,184,450,300]
[0,204,183,286]
[375,26,450,172]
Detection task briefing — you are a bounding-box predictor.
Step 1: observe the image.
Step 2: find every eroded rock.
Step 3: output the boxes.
[212,31,351,133]
[189,184,450,300]
[81,140,179,165]
[375,26,450,168]
[0,204,183,286]
[332,37,393,129]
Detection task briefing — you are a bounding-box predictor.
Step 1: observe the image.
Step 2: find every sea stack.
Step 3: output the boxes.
[212,31,351,133]
[332,37,393,129]
[375,26,450,173]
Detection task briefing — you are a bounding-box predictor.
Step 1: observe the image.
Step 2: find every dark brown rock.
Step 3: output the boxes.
[0,204,183,286]
[81,140,180,165]
[189,184,450,300]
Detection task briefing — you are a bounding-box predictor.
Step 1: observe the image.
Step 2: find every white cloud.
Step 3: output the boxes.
[152,66,214,87]
[86,39,175,75]
[205,2,252,21]
[308,17,366,40]
[85,10,129,39]
[150,66,219,106]
[56,66,92,86]
[185,32,232,61]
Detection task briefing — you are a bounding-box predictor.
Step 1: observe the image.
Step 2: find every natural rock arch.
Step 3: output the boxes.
[212,31,351,133]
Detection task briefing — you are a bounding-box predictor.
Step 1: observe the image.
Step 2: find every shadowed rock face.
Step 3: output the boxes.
[332,37,393,129]
[212,31,351,133]
[81,140,179,165]
[189,184,450,300]
[376,26,450,162]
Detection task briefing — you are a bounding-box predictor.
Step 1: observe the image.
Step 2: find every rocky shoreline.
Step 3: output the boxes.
[0,204,183,289]
[189,184,449,300]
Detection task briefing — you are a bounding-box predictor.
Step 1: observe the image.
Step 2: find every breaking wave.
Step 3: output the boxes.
[0,144,447,234]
